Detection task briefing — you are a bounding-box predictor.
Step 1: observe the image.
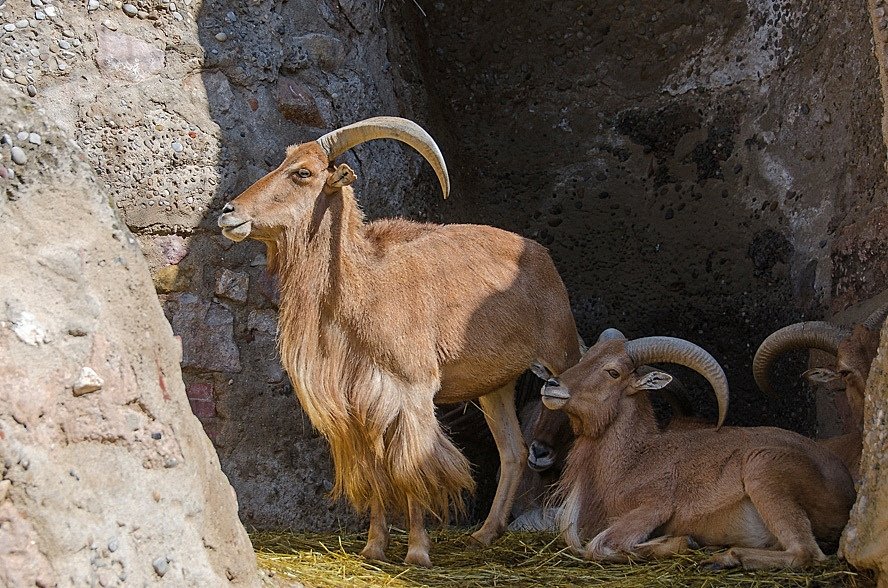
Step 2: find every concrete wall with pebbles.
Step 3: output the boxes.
[0,0,438,531]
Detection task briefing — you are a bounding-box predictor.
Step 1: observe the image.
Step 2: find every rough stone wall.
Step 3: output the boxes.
[0,88,257,586]
[0,0,437,531]
[843,320,888,586]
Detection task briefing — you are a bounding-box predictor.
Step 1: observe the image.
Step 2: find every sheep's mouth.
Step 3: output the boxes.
[218,214,252,242]
[541,389,569,410]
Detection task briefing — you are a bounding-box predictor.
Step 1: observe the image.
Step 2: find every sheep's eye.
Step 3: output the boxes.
[292,168,311,179]
[545,378,560,388]
[606,369,620,379]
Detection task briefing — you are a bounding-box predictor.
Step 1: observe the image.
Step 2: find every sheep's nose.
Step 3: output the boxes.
[530,441,551,460]
[222,202,235,213]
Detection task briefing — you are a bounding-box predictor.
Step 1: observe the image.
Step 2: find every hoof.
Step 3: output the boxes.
[360,545,388,563]
[701,551,739,571]
[470,527,500,546]
[404,550,432,568]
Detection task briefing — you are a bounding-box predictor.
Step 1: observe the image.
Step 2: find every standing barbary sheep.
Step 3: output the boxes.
[752,302,888,483]
[217,117,580,566]
[533,333,854,570]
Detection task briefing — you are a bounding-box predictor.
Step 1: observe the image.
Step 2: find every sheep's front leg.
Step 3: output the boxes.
[471,380,525,545]
[583,505,669,563]
[404,496,432,567]
[359,498,389,562]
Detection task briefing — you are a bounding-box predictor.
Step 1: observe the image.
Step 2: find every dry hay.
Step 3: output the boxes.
[252,529,876,588]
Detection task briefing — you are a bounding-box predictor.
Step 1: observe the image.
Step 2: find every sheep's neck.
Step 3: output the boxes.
[271,186,374,433]
[566,395,659,495]
[275,185,369,314]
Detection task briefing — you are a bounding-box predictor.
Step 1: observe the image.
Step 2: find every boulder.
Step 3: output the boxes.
[0,88,258,586]
[842,320,888,586]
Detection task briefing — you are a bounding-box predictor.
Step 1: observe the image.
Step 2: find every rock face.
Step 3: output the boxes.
[840,2,888,584]
[842,321,888,585]
[0,89,257,586]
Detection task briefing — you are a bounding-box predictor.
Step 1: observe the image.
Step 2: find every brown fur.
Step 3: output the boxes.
[218,141,580,564]
[540,339,855,571]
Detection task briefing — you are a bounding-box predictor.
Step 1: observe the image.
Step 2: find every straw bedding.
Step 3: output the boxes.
[252,529,875,587]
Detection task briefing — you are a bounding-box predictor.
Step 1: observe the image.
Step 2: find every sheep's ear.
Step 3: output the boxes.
[802,367,840,384]
[326,163,356,189]
[530,361,553,381]
[632,370,673,392]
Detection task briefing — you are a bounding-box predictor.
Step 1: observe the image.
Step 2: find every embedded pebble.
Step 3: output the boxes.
[0,134,10,145]
[152,556,168,577]
[214,32,227,42]
[43,5,56,17]
[58,39,70,49]
[225,10,236,21]
[28,133,40,145]
[122,3,137,16]
[102,19,117,30]
[171,141,183,153]
[73,367,103,396]
[3,23,15,32]
[62,28,75,38]
[10,146,26,164]
[108,537,119,553]
[27,84,36,96]
[15,19,28,28]
[1,68,13,78]
[57,60,66,71]
[31,0,42,6]
[35,10,45,20]
[87,0,99,10]
[14,75,26,85]
[16,131,28,141]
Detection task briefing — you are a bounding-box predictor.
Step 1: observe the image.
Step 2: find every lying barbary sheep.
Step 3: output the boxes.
[533,333,854,570]
[526,328,707,476]
[217,117,581,566]
[753,302,888,482]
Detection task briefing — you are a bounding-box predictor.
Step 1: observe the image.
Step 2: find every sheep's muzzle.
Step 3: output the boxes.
[218,212,252,242]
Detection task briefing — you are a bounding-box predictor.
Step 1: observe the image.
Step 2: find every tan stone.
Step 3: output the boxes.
[841,320,888,585]
[0,87,259,586]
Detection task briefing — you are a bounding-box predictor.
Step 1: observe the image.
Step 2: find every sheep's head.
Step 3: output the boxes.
[802,324,880,400]
[531,333,728,440]
[753,302,887,398]
[218,116,450,244]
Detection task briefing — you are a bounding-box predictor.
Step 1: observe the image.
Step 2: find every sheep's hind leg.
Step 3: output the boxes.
[471,380,526,546]
[359,499,389,562]
[404,496,432,567]
[702,450,825,571]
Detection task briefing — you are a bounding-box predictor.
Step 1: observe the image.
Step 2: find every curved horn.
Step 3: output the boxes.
[863,300,888,332]
[625,337,729,429]
[315,116,450,199]
[597,328,626,343]
[752,322,849,396]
